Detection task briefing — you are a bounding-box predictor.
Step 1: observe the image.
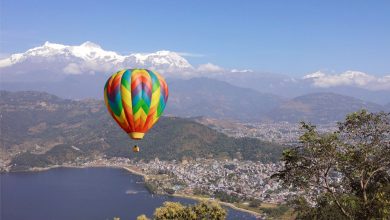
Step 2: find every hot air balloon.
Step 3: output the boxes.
[104,69,169,152]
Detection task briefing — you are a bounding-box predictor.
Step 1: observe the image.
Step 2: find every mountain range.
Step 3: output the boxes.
[0,41,389,124]
[0,91,284,171]
[0,41,193,81]
[266,92,384,124]
[166,78,283,121]
[166,78,387,123]
[218,71,390,105]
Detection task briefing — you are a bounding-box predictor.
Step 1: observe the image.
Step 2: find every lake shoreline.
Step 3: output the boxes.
[19,165,262,218]
[171,193,263,217]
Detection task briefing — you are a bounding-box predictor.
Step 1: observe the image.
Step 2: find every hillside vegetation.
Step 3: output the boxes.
[0,91,284,171]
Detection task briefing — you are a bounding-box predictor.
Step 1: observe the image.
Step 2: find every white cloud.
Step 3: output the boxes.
[303,70,390,90]
[231,69,253,73]
[63,61,115,75]
[63,63,82,74]
[197,63,224,73]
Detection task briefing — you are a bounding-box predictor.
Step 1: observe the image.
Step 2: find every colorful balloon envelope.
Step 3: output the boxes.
[104,69,169,140]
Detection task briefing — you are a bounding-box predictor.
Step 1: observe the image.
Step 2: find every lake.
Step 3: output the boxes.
[0,167,257,220]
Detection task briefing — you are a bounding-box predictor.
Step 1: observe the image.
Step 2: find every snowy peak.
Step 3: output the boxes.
[0,42,193,73]
[68,42,124,62]
[80,41,102,49]
[128,50,193,69]
[43,41,67,49]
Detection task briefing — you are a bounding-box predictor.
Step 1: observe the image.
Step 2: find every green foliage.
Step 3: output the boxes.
[191,201,227,220]
[106,117,284,162]
[248,199,262,208]
[10,144,84,171]
[147,201,226,220]
[154,202,187,220]
[375,185,390,217]
[287,195,351,220]
[164,188,175,195]
[214,190,241,203]
[144,182,159,194]
[259,204,289,218]
[273,110,390,219]
[136,215,150,220]
[11,152,51,171]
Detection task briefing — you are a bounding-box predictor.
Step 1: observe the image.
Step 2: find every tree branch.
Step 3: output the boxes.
[323,167,353,219]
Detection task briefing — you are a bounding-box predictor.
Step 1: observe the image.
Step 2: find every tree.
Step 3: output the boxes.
[136,215,150,220]
[154,202,187,220]
[138,200,227,220]
[273,110,390,219]
[249,199,262,208]
[191,200,227,220]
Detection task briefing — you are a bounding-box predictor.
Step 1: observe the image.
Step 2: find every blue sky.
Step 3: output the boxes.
[1,0,389,76]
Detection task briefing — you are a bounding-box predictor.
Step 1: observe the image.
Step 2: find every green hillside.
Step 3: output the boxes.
[0,91,284,171]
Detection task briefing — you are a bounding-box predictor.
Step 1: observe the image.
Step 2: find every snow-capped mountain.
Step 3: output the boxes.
[0,41,124,67]
[1,41,389,104]
[0,41,194,81]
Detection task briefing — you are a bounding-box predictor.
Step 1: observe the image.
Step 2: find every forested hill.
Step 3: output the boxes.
[0,91,284,171]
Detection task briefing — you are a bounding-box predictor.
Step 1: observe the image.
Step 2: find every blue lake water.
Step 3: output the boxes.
[1,167,257,220]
